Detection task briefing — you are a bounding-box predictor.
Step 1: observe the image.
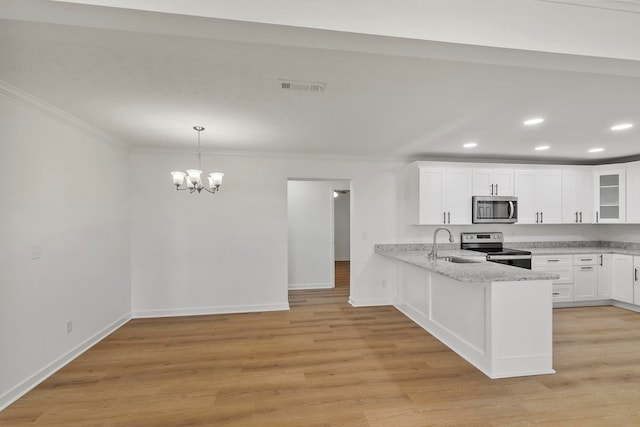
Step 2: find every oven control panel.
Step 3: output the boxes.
[461,232,503,243]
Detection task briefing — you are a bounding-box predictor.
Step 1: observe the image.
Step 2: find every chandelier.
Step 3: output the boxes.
[170,126,224,194]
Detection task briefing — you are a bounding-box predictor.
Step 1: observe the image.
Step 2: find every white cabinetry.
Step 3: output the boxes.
[634,257,640,305]
[626,167,640,223]
[407,164,472,225]
[594,169,626,223]
[472,168,514,196]
[562,170,593,224]
[597,254,612,299]
[515,170,562,224]
[573,255,597,301]
[533,255,573,302]
[611,254,633,303]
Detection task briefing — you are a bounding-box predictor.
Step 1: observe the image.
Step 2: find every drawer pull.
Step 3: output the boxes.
[552,292,560,296]
[547,259,560,263]
[580,258,592,261]
[581,266,593,270]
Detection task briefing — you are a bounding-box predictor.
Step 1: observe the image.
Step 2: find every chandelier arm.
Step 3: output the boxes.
[200,186,219,194]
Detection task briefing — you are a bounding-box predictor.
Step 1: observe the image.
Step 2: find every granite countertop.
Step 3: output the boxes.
[504,240,640,257]
[375,248,558,283]
[375,240,640,283]
[525,247,640,256]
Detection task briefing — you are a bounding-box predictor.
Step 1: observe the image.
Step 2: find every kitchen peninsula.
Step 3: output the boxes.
[376,244,558,379]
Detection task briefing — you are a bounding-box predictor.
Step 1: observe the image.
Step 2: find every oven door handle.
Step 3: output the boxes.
[486,254,532,260]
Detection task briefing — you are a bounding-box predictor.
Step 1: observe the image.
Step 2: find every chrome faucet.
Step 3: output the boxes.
[428,227,455,260]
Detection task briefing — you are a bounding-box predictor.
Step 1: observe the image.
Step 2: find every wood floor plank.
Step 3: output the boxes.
[2,262,640,425]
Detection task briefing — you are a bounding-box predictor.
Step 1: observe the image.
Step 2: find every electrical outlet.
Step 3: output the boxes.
[66,319,73,334]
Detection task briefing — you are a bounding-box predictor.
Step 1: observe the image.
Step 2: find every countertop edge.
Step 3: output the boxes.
[376,249,558,283]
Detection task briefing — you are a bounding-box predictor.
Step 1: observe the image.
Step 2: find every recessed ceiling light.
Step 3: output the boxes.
[611,123,633,131]
[463,142,477,148]
[524,118,544,126]
[534,145,550,151]
[588,148,605,153]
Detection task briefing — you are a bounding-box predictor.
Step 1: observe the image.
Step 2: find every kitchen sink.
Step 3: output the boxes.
[437,256,480,264]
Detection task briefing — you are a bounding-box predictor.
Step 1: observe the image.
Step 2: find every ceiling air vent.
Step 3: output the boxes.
[279,79,325,92]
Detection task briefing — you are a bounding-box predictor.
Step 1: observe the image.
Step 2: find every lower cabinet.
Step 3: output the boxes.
[611,254,634,304]
[597,254,612,299]
[533,253,627,304]
[573,265,597,301]
[533,255,573,303]
[573,254,598,301]
[551,284,573,302]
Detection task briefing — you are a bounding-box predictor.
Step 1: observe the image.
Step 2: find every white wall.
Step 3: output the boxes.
[287,180,334,289]
[130,153,403,313]
[334,191,350,261]
[588,224,640,243]
[0,90,131,409]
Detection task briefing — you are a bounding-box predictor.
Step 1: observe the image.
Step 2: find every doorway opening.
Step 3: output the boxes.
[286,179,351,302]
[333,189,350,290]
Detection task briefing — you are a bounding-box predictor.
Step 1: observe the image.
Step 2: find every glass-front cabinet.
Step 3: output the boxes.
[594,169,626,223]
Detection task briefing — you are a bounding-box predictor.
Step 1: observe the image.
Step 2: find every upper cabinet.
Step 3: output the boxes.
[562,170,593,224]
[472,168,514,196]
[626,167,640,223]
[594,169,626,223]
[514,169,562,224]
[407,160,640,226]
[407,164,472,225]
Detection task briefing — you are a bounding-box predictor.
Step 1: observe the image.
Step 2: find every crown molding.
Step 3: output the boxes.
[129,145,406,163]
[0,80,129,151]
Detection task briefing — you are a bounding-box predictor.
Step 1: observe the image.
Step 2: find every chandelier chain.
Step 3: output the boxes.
[196,127,202,170]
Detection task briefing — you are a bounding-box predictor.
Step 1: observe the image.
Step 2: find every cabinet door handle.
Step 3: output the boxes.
[599,255,603,266]
[495,184,499,195]
[635,268,638,282]
[443,212,446,224]
[447,212,451,224]
[540,212,543,223]
[575,212,578,223]
[579,212,583,223]
[490,184,494,195]
[596,211,599,223]
[536,212,539,223]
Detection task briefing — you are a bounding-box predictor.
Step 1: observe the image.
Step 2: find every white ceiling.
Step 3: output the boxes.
[2,0,640,163]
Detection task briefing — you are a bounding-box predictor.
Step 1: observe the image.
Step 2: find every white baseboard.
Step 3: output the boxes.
[348,296,391,307]
[612,301,640,313]
[132,303,290,319]
[288,282,333,290]
[0,313,131,412]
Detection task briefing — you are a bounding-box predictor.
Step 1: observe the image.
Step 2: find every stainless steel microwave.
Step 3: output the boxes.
[472,196,518,224]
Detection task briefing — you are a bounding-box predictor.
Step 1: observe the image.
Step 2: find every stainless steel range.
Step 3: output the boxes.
[460,232,532,269]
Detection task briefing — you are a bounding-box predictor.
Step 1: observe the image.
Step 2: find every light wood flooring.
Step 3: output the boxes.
[2,262,640,426]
